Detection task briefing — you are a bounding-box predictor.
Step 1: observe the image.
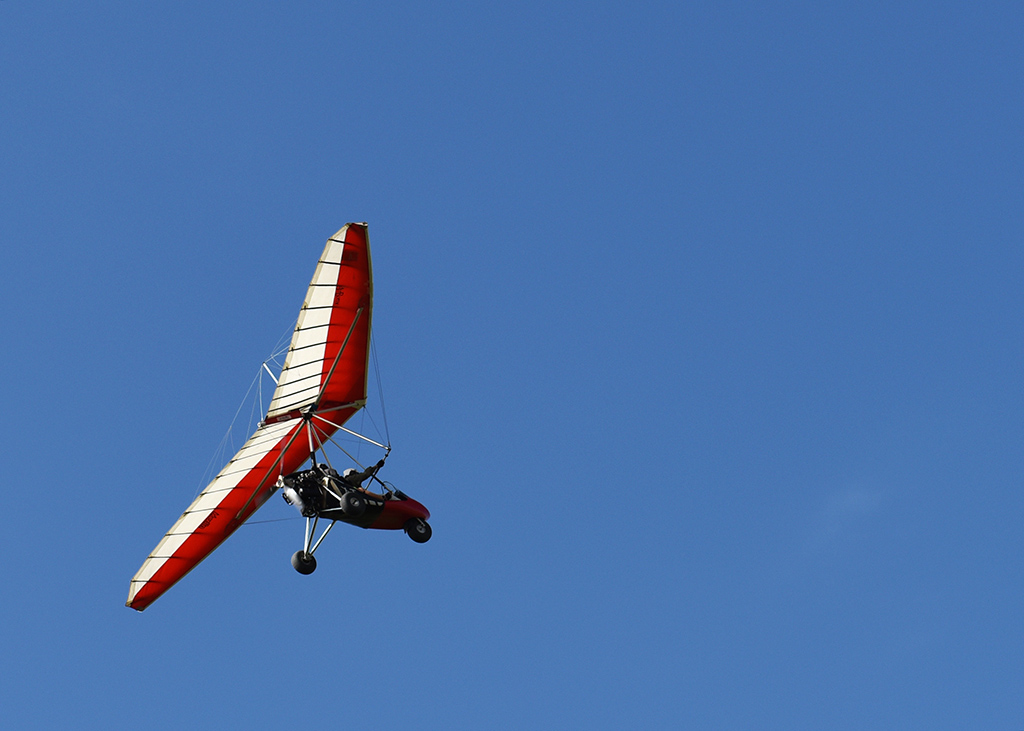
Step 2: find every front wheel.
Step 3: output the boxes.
[291,550,317,574]
[405,519,432,544]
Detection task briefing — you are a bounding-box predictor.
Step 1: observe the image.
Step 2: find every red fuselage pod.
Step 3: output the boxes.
[320,491,430,530]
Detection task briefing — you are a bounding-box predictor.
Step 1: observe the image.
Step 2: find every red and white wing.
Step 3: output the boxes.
[127,223,373,611]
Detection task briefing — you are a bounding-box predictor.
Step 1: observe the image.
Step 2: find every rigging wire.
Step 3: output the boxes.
[192,321,296,500]
[193,367,262,499]
[371,333,391,447]
[244,516,301,525]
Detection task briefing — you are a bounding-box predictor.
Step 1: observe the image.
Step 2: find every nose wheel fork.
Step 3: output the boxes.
[405,518,432,543]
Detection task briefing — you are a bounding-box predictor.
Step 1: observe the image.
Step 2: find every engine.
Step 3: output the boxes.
[278,471,323,517]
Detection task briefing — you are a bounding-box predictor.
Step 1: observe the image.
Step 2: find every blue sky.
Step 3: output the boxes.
[2,2,1022,728]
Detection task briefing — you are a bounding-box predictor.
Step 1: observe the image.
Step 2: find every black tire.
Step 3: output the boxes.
[405,518,432,544]
[341,490,366,517]
[291,550,317,574]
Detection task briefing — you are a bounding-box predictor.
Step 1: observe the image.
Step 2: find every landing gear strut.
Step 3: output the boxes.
[291,515,335,575]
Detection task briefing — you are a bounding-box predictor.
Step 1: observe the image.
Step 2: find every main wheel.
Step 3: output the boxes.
[341,490,366,517]
[291,550,317,574]
[405,518,432,544]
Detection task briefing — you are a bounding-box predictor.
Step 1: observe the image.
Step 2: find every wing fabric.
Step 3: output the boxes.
[126,223,373,611]
[266,222,373,426]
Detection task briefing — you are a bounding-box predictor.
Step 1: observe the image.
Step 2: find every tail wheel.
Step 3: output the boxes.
[341,491,366,517]
[405,518,432,544]
[291,551,317,574]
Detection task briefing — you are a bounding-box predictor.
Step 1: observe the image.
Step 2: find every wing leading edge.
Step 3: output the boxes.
[127,224,373,611]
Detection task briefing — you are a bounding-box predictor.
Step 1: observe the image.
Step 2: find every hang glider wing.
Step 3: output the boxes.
[127,223,373,611]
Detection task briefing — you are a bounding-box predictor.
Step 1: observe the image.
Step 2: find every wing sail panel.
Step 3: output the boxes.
[266,223,372,423]
[127,418,305,611]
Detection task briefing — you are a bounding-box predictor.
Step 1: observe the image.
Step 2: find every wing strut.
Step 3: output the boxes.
[311,412,389,450]
[309,306,364,414]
